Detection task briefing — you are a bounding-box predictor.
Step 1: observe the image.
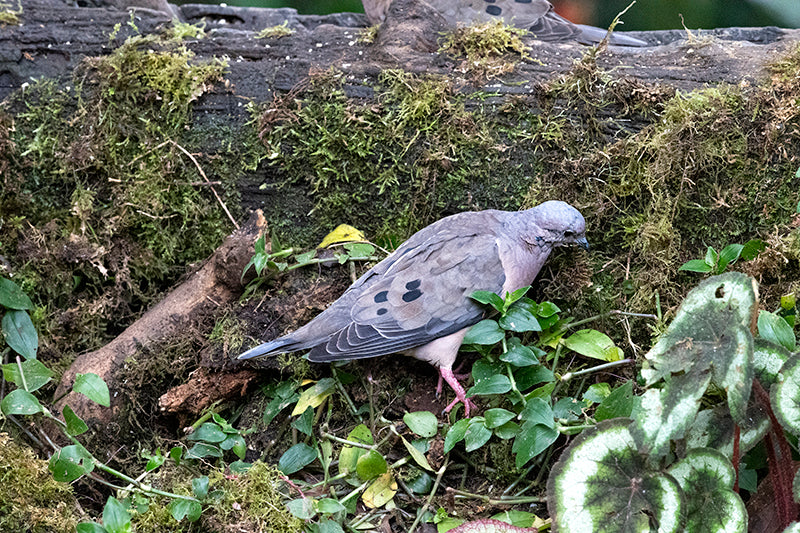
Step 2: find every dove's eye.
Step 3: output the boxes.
[564,230,575,237]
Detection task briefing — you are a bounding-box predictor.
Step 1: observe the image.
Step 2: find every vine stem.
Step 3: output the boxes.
[560,358,635,381]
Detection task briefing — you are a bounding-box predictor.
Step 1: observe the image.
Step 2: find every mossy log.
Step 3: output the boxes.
[2,0,800,444]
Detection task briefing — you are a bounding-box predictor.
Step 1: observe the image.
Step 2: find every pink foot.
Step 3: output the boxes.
[439,366,477,417]
[435,362,471,397]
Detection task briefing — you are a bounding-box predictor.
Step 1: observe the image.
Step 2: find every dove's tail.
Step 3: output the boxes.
[238,336,309,360]
[576,24,647,47]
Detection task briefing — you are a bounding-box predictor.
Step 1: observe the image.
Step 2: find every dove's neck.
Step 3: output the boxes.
[499,212,553,294]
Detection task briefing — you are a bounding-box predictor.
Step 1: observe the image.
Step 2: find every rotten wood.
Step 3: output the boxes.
[55,210,268,424]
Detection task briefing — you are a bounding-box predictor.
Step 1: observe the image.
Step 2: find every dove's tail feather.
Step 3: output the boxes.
[238,336,312,360]
[576,24,648,47]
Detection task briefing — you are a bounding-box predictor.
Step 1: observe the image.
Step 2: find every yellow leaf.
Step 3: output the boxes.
[361,472,397,509]
[317,224,365,249]
[291,378,336,416]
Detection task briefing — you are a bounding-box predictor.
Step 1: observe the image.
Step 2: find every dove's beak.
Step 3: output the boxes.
[577,237,590,251]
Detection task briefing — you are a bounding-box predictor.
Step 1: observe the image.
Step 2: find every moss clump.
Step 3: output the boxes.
[1,30,237,357]
[439,20,532,79]
[0,1,21,26]
[255,22,295,39]
[256,68,522,245]
[131,462,302,532]
[0,433,78,532]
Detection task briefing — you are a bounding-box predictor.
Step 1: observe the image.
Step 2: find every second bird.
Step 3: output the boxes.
[363,0,646,46]
[239,201,588,415]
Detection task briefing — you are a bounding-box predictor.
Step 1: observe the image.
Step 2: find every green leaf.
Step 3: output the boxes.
[547,419,684,533]
[1,358,53,392]
[292,406,315,437]
[717,244,744,273]
[102,497,131,533]
[294,250,317,264]
[63,404,89,436]
[49,444,95,482]
[563,329,623,362]
[292,378,336,416]
[758,310,796,352]
[582,383,611,404]
[678,259,713,273]
[594,381,635,422]
[493,420,520,440]
[221,435,247,460]
[499,304,541,333]
[356,449,388,480]
[169,446,183,465]
[192,476,209,499]
[636,273,757,458]
[503,286,530,308]
[470,291,504,312]
[705,246,719,267]
[73,373,110,407]
[0,389,43,415]
[343,242,375,258]
[740,239,766,261]
[286,498,316,520]
[772,355,800,435]
[76,523,108,533]
[0,277,33,310]
[403,411,438,438]
[187,422,227,443]
[668,449,745,532]
[399,434,434,471]
[444,418,470,453]
[278,443,318,475]
[753,338,791,386]
[262,381,299,426]
[536,301,561,318]
[316,498,347,515]
[519,398,555,428]
[169,498,202,522]
[464,418,492,452]
[500,342,542,367]
[186,442,223,459]
[144,449,165,472]
[513,421,559,468]
[2,309,38,359]
[686,404,769,460]
[467,374,511,396]
[338,424,373,477]
[463,319,505,345]
[484,408,516,429]
[514,365,555,391]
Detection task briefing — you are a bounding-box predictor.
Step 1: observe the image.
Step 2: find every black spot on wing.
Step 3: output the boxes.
[374,291,389,303]
[377,308,388,316]
[405,279,421,290]
[402,289,423,303]
[486,5,502,15]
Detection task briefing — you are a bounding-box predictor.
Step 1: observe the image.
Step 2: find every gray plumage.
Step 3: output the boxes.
[240,200,588,415]
[363,0,646,47]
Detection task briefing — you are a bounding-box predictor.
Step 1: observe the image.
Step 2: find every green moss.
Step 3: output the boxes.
[131,462,302,532]
[0,433,78,533]
[1,30,238,355]
[255,22,295,39]
[0,1,21,26]
[439,20,532,79]
[209,311,246,357]
[256,68,523,245]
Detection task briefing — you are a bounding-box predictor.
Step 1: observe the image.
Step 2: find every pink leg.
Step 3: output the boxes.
[435,361,470,397]
[438,366,477,417]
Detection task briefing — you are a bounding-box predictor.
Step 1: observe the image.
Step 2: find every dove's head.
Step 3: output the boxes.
[520,201,589,251]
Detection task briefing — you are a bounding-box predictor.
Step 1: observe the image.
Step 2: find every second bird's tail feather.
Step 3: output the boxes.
[238,337,305,360]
